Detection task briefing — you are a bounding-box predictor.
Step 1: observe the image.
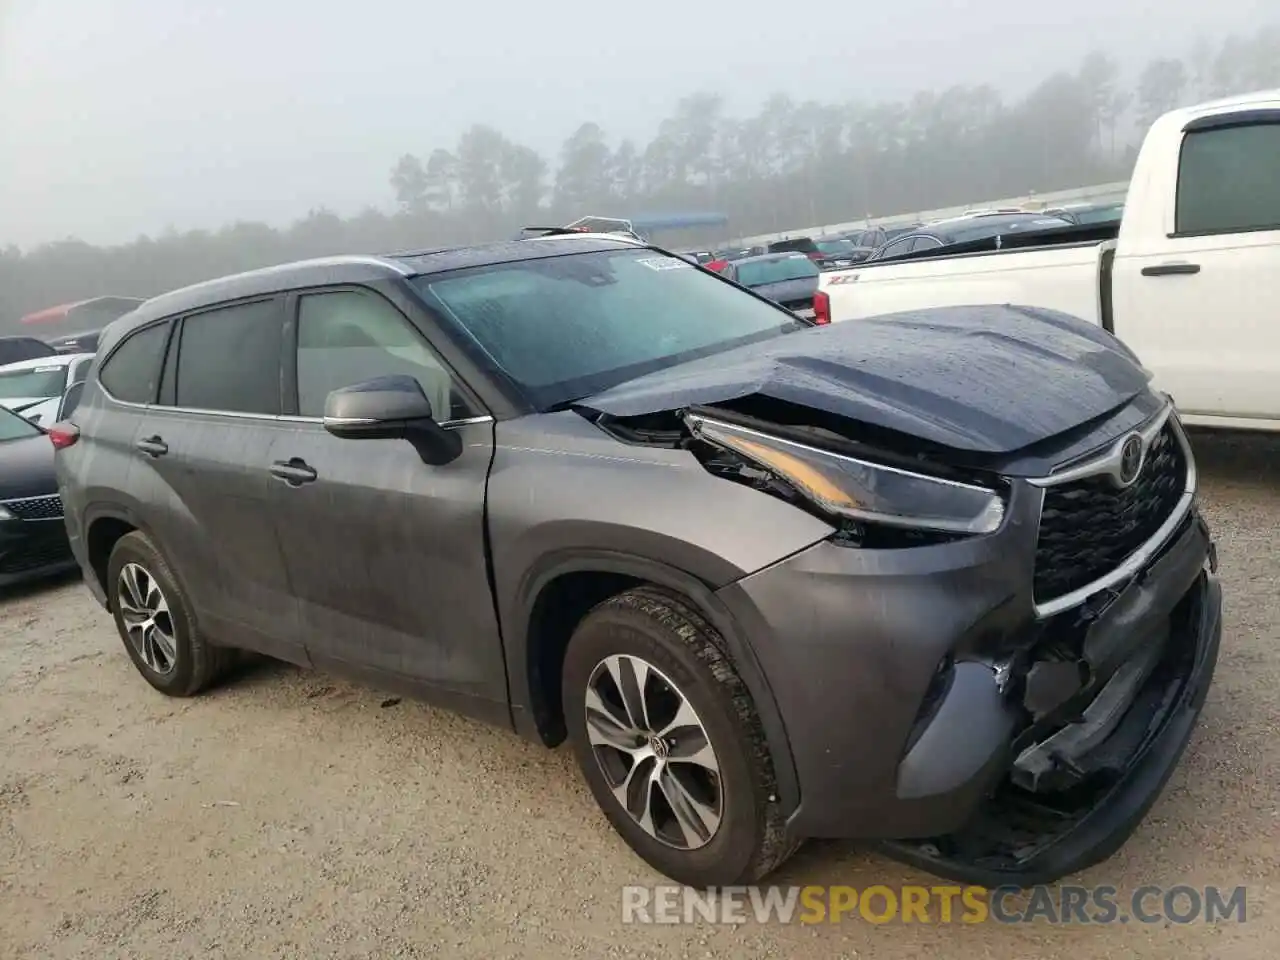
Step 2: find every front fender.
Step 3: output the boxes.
[487,414,831,816]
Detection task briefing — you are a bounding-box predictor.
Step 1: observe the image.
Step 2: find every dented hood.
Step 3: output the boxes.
[575,304,1152,454]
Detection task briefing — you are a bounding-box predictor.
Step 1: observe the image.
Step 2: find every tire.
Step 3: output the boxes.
[106,531,234,697]
[562,585,799,886]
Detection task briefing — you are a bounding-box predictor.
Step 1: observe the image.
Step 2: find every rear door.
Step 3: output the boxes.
[1112,113,1280,422]
[266,285,505,710]
[126,296,303,663]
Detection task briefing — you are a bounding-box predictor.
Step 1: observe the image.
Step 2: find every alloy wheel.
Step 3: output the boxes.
[117,562,178,676]
[584,654,723,850]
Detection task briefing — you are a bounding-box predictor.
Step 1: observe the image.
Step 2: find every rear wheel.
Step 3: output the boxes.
[107,531,234,696]
[562,586,798,886]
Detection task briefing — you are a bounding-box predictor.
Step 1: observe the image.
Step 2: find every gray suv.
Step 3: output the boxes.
[53,235,1222,888]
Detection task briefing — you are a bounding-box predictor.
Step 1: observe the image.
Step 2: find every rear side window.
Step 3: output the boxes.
[99,322,170,404]
[174,299,282,414]
[1176,122,1280,235]
[877,237,915,260]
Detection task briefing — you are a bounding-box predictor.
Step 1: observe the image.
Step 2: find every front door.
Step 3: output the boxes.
[267,286,507,711]
[1112,114,1280,423]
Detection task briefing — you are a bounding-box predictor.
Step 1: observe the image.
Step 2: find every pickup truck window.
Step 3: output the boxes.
[1176,122,1280,235]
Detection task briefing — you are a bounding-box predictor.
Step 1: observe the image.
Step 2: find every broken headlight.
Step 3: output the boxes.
[687,414,1004,536]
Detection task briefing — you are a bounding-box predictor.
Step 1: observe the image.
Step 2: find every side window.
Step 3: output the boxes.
[913,237,944,252]
[174,299,283,414]
[295,289,474,422]
[1176,122,1280,235]
[879,238,913,260]
[98,322,170,404]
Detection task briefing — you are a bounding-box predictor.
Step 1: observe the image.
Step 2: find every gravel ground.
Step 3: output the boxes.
[1,430,1276,960]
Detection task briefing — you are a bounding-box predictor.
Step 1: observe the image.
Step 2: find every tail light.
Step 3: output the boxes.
[48,422,79,449]
[812,291,831,325]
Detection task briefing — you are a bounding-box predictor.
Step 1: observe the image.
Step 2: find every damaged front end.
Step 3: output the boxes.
[584,388,1221,887]
[885,510,1220,887]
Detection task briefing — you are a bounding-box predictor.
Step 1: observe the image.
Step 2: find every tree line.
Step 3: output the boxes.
[3,25,1279,331]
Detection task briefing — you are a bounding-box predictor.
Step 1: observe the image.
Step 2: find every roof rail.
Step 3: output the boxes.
[515,226,592,239]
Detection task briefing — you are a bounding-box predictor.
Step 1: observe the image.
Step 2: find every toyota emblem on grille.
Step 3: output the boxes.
[1116,433,1145,487]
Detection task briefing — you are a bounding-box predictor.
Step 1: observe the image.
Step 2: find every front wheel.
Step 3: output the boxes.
[562,586,798,886]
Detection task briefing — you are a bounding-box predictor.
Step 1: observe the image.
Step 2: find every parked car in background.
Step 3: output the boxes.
[46,329,105,355]
[766,237,822,261]
[720,252,821,316]
[1042,201,1125,225]
[704,246,761,273]
[817,88,1280,432]
[0,402,77,587]
[839,224,921,249]
[0,336,58,366]
[18,296,143,342]
[864,212,1074,261]
[813,239,873,268]
[0,353,96,426]
[56,235,1221,890]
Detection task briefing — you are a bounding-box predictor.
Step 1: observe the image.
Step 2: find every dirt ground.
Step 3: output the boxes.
[2,431,1276,960]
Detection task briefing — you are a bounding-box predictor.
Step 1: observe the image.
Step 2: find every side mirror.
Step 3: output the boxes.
[58,380,86,421]
[322,374,462,465]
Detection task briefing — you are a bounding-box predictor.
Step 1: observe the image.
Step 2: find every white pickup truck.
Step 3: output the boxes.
[817,89,1280,432]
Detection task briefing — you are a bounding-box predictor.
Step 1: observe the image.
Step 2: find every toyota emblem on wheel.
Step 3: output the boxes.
[1117,433,1145,487]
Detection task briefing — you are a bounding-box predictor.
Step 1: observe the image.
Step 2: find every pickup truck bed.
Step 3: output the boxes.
[819,88,1280,432]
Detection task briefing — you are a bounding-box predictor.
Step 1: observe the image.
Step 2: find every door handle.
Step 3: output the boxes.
[1141,262,1200,276]
[135,435,168,457]
[269,458,318,486]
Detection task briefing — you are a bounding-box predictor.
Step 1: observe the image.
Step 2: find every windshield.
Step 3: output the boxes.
[0,364,67,400]
[735,256,819,287]
[0,404,40,441]
[413,249,800,409]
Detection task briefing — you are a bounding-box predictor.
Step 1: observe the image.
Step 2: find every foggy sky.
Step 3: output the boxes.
[0,0,1272,249]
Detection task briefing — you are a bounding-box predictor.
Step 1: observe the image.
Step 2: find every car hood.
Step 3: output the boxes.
[0,432,57,501]
[575,304,1152,455]
[748,277,818,303]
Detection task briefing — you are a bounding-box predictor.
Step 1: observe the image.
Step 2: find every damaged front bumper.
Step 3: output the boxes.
[885,513,1220,886]
[718,485,1221,886]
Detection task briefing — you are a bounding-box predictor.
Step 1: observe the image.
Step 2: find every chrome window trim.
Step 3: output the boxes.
[95,389,493,430]
[1031,407,1197,619]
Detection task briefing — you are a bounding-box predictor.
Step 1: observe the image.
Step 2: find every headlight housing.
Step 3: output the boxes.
[686,414,1005,536]
[0,504,14,521]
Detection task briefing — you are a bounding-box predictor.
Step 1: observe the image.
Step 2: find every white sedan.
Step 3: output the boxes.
[0,353,95,426]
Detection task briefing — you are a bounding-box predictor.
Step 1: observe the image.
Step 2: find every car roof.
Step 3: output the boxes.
[0,352,94,373]
[110,235,643,338]
[918,212,1072,236]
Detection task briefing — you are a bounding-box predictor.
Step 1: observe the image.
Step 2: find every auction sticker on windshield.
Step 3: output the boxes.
[635,256,691,271]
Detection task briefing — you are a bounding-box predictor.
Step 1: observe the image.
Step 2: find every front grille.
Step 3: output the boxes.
[2,494,64,521]
[0,528,72,575]
[1033,422,1187,607]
